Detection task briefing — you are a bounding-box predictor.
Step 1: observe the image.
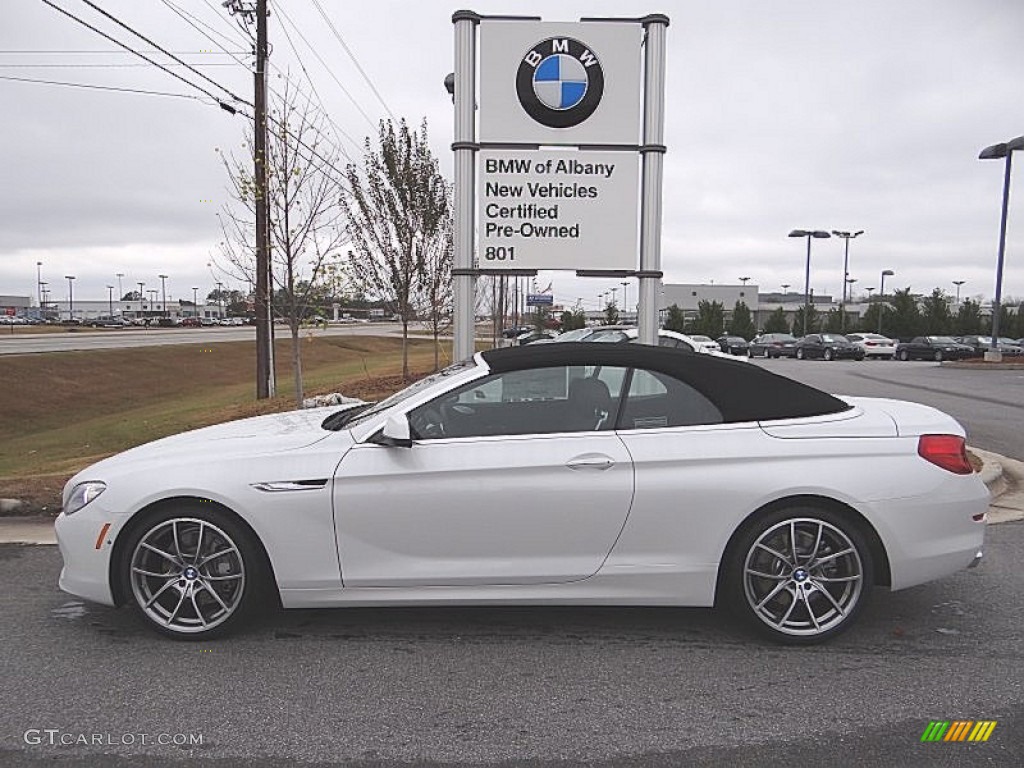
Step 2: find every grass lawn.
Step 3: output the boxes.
[0,334,444,513]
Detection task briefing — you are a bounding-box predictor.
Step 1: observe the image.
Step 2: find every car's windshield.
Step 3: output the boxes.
[820,334,849,343]
[343,359,478,429]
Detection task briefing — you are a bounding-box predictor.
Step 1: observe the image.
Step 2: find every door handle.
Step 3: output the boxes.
[565,455,615,471]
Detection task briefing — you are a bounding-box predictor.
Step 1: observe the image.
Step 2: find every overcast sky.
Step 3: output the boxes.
[2,0,1022,311]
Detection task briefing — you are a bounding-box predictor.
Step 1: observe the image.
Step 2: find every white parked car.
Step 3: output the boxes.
[687,334,721,354]
[56,343,987,643]
[583,326,748,362]
[846,333,897,359]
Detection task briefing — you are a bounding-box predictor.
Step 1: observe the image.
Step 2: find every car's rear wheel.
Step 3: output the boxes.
[899,350,910,361]
[122,506,266,639]
[723,506,873,644]
[795,348,805,360]
[763,348,771,358]
[934,350,943,362]
[823,348,834,361]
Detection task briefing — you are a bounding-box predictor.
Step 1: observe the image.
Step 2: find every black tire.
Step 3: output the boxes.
[119,503,269,640]
[823,348,834,361]
[795,348,805,360]
[898,349,909,361]
[722,505,874,645]
[764,348,772,359]
[934,351,943,362]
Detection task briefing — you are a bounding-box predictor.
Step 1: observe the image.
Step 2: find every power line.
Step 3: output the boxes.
[0,74,206,101]
[39,0,241,108]
[271,7,361,157]
[0,49,247,54]
[158,0,252,59]
[265,0,376,131]
[0,62,240,68]
[307,0,395,121]
[76,0,250,106]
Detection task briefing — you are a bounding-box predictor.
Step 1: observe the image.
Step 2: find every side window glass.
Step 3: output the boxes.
[619,369,723,429]
[408,365,626,440]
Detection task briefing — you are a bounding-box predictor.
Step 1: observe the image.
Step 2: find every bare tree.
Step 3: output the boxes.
[342,118,450,380]
[414,191,453,370]
[216,77,347,406]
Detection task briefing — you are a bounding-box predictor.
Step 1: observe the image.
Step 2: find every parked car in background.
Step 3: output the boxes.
[583,327,748,362]
[516,329,559,345]
[716,335,750,356]
[793,334,865,361]
[179,317,202,328]
[687,335,721,354]
[748,333,799,358]
[55,343,988,643]
[955,335,1024,357]
[895,336,975,361]
[502,325,533,339]
[846,333,896,359]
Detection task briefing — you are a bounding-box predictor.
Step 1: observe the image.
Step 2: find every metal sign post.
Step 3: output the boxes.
[450,11,668,355]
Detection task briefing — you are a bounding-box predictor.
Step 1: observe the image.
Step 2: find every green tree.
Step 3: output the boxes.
[823,308,844,333]
[559,308,586,331]
[663,303,686,333]
[603,301,620,325]
[920,288,952,335]
[342,117,449,380]
[729,301,756,339]
[792,305,819,336]
[692,299,725,337]
[762,306,790,334]
[886,287,921,339]
[955,298,983,335]
[983,303,1016,338]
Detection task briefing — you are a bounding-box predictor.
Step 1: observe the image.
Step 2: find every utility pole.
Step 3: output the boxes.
[227,0,274,398]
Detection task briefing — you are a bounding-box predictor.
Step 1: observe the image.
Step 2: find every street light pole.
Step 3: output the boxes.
[788,229,831,335]
[621,281,629,321]
[36,261,43,315]
[831,230,864,331]
[158,274,169,320]
[64,275,75,322]
[192,287,199,319]
[878,269,894,335]
[953,280,966,305]
[979,136,1024,360]
[106,285,114,318]
[137,281,145,325]
[116,272,124,301]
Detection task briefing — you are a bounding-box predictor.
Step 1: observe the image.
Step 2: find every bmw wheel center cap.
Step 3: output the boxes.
[516,37,604,128]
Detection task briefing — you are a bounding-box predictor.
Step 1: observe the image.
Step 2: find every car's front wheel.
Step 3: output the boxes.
[121,506,267,639]
[795,348,805,360]
[723,507,873,644]
[823,348,834,361]
[899,349,910,361]
[934,350,943,362]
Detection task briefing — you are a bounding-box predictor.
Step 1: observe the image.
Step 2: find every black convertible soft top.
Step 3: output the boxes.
[480,343,850,423]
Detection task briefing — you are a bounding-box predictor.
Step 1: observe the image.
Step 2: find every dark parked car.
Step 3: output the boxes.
[716,335,750,356]
[955,335,1024,357]
[793,334,865,361]
[748,333,799,358]
[895,336,975,361]
[502,325,534,339]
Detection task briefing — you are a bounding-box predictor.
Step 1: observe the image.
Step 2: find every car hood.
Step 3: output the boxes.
[73,406,357,479]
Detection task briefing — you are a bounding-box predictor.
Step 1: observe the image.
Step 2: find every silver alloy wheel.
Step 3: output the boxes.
[742,517,864,637]
[129,517,246,634]
[824,348,834,361]
[796,348,804,360]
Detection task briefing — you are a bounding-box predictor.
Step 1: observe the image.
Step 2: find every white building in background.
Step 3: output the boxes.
[44,299,225,322]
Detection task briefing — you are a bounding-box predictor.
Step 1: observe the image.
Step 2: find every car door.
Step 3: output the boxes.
[332,364,635,588]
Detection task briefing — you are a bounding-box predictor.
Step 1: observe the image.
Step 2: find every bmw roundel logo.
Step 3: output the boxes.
[516,37,605,129]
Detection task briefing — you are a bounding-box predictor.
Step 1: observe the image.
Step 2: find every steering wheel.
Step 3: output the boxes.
[409,407,445,439]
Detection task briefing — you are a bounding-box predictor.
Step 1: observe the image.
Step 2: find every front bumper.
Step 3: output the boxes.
[54,505,120,607]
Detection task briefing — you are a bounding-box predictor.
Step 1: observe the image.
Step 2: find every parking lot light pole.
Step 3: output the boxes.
[158,274,169,319]
[116,272,124,301]
[36,261,43,314]
[831,230,863,331]
[788,229,831,335]
[192,287,199,319]
[878,269,894,335]
[64,275,75,322]
[106,285,114,318]
[979,136,1024,361]
[953,280,966,305]
[137,282,145,324]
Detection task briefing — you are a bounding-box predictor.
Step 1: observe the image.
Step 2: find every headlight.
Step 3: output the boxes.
[65,481,106,516]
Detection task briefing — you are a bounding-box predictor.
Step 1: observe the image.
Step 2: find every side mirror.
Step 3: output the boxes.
[372,414,413,448]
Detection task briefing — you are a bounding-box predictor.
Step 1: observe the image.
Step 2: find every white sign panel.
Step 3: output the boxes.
[478,149,639,271]
[479,21,642,145]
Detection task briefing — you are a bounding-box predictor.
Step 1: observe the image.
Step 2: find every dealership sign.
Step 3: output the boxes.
[479,149,638,270]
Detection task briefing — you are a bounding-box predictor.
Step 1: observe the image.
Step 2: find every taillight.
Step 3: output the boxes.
[918,434,973,475]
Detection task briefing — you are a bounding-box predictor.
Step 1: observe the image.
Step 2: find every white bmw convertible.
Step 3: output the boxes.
[56,343,988,643]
